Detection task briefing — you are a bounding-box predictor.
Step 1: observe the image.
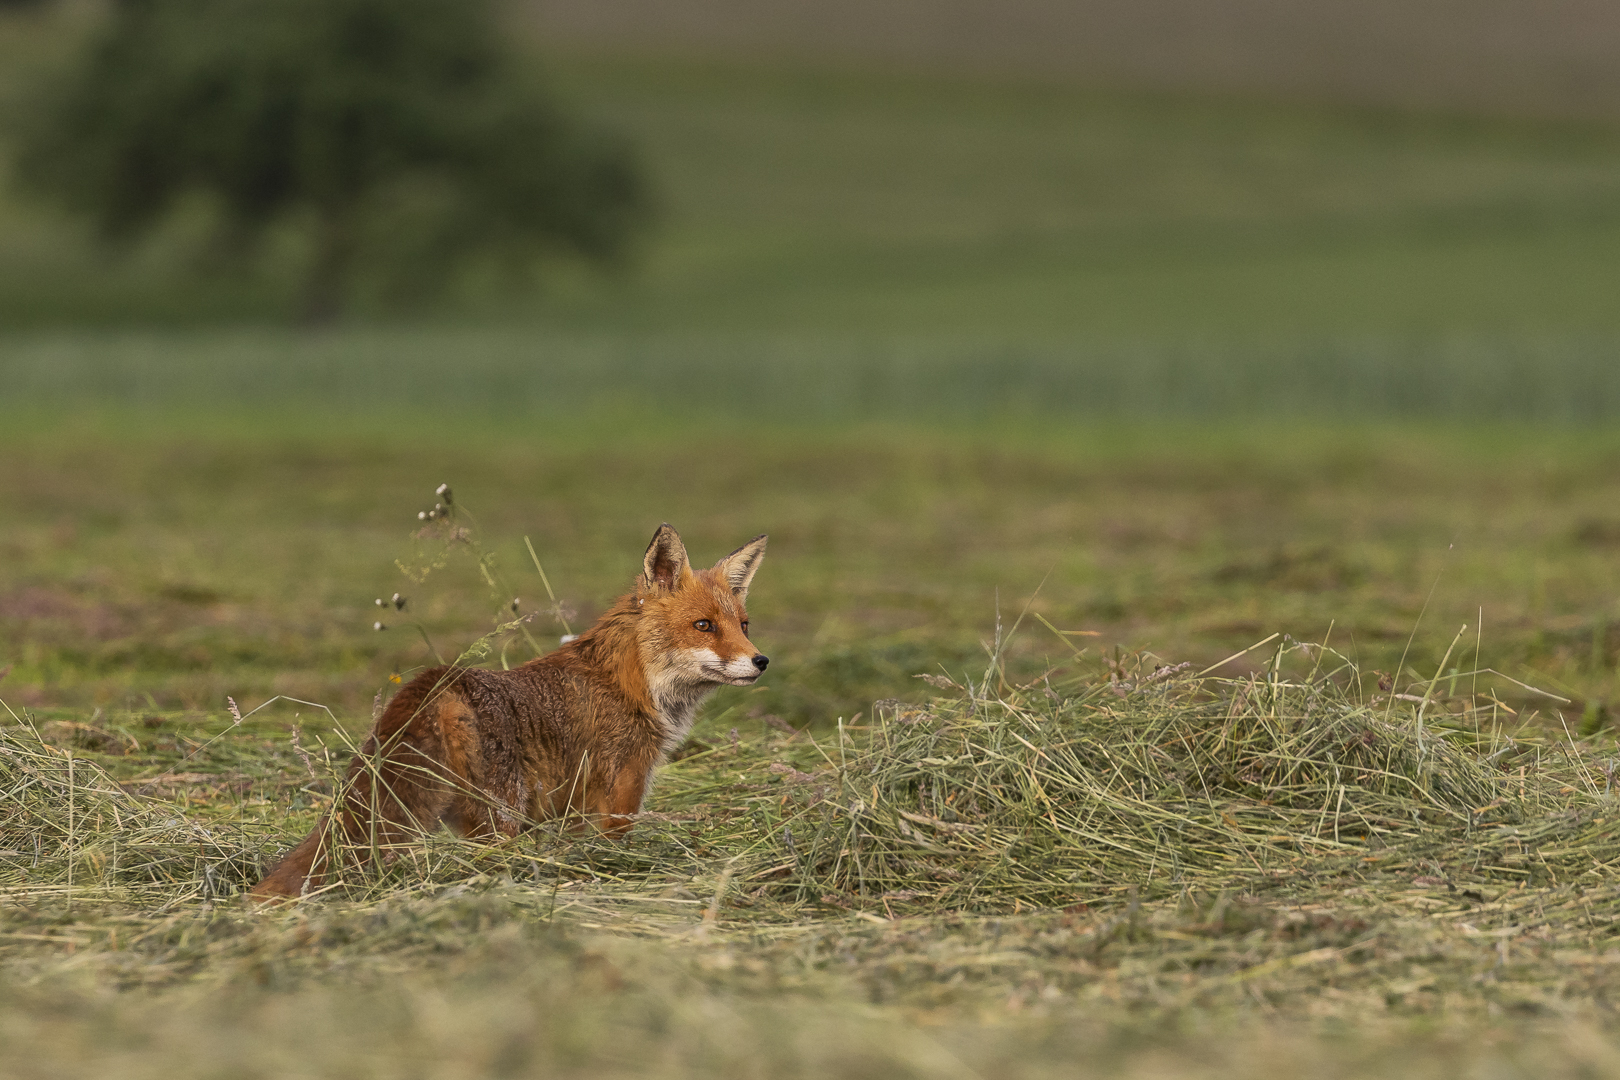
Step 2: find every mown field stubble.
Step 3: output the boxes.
[4,417,1620,1077]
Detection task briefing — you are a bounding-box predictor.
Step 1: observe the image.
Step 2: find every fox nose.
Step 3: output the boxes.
[752,654,770,672]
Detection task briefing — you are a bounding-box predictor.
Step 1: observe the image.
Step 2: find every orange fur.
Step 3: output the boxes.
[250,524,767,900]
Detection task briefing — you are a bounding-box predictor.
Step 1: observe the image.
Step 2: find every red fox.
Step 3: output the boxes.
[250,524,767,900]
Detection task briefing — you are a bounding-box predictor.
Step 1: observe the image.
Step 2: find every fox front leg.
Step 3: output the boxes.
[592,764,652,837]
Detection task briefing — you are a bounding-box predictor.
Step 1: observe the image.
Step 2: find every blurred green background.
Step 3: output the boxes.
[2,0,1618,727]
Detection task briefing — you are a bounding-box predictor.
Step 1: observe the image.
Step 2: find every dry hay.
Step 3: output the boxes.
[0,720,262,908]
[773,648,1606,915]
[3,639,1617,982]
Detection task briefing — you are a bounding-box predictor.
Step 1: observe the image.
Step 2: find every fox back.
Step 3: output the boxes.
[251,524,767,900]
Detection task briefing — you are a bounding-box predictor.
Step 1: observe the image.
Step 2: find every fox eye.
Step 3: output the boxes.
[740,620,749,634]
[694,619,713,632]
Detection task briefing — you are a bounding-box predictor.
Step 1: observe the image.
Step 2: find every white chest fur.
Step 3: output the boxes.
[646,647,726,758]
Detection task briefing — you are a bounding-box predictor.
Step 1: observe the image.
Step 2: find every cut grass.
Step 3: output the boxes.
[5,640,1620,1075]
[4,419,1617,731]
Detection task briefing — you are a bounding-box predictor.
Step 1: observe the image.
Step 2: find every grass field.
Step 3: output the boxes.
[5,417,1620,1077]
[6,5,1620,1076]
[8,613,1620,1077]
[8,8,1620,336]
[4,416,1619,723]
[524,0,1620,121]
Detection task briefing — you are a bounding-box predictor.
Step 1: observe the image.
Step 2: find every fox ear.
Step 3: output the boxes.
[641,524,690,593]
[716,534,767,599]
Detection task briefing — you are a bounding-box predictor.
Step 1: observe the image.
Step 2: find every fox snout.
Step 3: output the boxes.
[723,651,769,684]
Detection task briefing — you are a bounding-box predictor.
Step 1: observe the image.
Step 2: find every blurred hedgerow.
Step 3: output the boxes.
[11,0,650,321]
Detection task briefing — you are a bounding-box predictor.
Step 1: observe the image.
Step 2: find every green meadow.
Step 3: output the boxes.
[5,7,1620,1077]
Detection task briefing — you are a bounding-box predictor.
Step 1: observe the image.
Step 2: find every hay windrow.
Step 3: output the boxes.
[6,637,1620,1059]
[0,721,268,905]
[5,642,1611,927]
[758,651,1610,915]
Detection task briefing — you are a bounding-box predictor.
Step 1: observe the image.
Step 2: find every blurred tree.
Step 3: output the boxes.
[14,0,647,320]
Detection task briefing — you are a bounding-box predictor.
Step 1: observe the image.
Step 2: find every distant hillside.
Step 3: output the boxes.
[525,0,1620,120]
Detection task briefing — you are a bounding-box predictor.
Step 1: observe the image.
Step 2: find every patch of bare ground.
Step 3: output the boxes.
[0,585,142,642]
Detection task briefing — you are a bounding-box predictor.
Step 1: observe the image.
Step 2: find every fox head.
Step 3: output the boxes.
[635,524,769,693]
